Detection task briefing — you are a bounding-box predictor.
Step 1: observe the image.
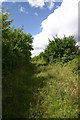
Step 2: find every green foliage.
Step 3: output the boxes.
[30,58,78,118]
[43,36,79,63]
[2,10,79,119]
[2,12,33,71]
[3,58,79,118]
[32,52,45,63]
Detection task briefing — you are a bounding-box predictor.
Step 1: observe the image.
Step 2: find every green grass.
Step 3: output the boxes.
[30,59,78,118]
[3,58,79,118]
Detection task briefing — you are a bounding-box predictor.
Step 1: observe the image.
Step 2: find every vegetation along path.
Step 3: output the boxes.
[3,58,78,118]
[2,11,79,119]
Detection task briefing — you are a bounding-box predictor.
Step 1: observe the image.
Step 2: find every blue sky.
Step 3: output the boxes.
[2,2,62,35]
[2,0,78,57]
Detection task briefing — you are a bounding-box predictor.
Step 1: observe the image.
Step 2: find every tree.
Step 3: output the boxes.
[43,36,79,63]
[2,12,33,71]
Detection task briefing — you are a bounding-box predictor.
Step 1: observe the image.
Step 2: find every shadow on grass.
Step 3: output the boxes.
[2,63,48,118]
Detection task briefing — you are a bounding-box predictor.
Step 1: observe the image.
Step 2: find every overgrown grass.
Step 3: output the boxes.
[3,63,36,118]
[3,58,79,118]
[29,58,78,118]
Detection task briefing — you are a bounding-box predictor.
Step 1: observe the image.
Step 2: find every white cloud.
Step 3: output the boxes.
[19,6,28,14]
[27,0,63,10]
[27,0,45,8]
[34,12,38,16]
[1,0,79,56]
[19,6,25,12]
[0,0,62,10]
[32,0,79,57]
[0,0,6,2]
[0,0,7,6]
[47,1,55,10]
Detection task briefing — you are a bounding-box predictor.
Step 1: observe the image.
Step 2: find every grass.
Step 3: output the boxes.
[3,63,36,118]
[30,59,78,118]
[2,58,79,118]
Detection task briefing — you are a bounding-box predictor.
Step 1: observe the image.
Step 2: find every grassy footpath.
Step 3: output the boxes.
[3,58,79,118]
[30,59,78,118]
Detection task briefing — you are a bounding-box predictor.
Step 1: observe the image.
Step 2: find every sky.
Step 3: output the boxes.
[2,2,62,35]
[1,0,80,57]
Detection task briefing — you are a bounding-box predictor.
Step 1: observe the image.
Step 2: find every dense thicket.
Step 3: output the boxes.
[2,12,33,71]
[41,36,79,63]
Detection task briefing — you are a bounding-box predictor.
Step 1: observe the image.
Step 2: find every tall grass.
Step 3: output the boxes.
[3,58,79,118]
[30,58,78,118]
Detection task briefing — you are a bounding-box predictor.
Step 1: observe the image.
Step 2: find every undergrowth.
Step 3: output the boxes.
[3,58,79,118]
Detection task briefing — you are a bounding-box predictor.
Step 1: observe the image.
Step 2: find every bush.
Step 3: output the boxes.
[43,36,79,64]
[2,12,33,72]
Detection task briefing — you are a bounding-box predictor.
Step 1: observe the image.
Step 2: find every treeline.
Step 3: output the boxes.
[2,12,33,72]
[33,36,79,64]
[2,12,80,72]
